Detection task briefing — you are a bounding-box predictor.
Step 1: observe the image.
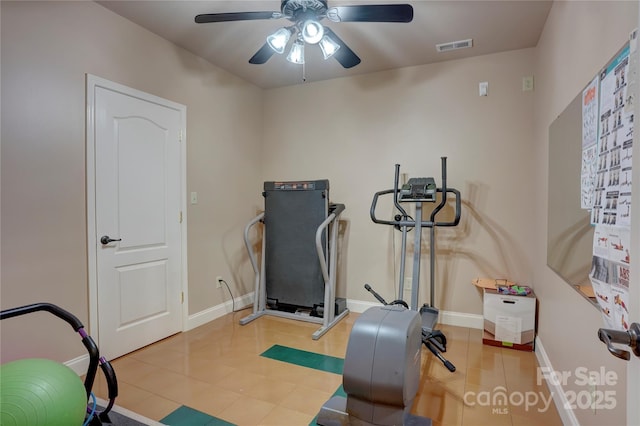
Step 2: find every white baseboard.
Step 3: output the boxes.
[439,310,484,329]
[345,299,380,313]
[186,292,254,331]
[535,336,578,426]
[346,299,483,329]
[64,354,90,376]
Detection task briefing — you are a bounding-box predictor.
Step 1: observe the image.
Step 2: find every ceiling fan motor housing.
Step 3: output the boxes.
[282,0,328,21]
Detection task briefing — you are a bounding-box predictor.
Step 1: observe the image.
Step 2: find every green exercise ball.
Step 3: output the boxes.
[0,358,87,426]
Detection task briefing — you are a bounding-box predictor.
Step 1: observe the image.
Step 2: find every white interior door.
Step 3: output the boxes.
[87,75,186,360]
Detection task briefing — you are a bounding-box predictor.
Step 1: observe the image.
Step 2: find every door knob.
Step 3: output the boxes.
[598,322,640,360]
[100,236,122,245]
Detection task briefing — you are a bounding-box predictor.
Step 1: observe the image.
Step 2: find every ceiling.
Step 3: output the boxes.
[97,0,553,89]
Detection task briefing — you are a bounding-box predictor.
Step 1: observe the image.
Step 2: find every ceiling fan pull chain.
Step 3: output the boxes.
[302,61,307,83]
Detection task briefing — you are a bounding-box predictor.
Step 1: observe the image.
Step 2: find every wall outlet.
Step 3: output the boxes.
[404,277,413,291]
[216,276,223,288]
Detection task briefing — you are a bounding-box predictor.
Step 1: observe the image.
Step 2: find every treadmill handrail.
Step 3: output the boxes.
[316,207,344,285]
[330,203,346,217]
[243,212,265,276]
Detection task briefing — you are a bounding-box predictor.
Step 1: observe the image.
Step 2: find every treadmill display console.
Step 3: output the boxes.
[273,181,316,190]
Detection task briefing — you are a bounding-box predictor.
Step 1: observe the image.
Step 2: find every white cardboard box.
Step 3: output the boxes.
[482,288,536,351]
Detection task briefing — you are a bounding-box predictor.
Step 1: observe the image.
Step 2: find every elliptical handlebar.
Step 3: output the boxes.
[369,158,461,228]
[364,284,410,309]
[364,283,388,305]
[370,188,397,226]
[430,157,461,227]
[392,163,409,218]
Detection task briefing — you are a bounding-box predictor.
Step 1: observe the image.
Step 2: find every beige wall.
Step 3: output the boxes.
[533,2,638,425]
[262,49,537,315]
[1,1,638,423]
[1,1,263,363]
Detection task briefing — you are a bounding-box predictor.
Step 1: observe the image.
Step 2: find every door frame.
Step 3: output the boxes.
[85,74,188,347]
[628,10,640,422]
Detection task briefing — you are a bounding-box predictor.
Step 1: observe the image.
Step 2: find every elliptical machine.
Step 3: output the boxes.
[369,157,461,372]
[316,158,461,426]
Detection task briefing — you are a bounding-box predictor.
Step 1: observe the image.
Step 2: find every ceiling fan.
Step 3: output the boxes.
[195,0,413,69]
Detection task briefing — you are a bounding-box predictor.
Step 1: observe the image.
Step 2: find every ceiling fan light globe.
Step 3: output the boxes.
[286,40,305,64]
[319,35,340,59]
[301,19,324,44]
[266,27,292,54]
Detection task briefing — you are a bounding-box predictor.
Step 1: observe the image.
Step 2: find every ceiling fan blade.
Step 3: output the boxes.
[324,27,361,69]
[328,4,413,23]
[195,11,279,24]
[249,42,277,65]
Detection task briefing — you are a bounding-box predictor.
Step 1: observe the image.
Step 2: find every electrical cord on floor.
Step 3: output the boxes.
[218,278,236,312]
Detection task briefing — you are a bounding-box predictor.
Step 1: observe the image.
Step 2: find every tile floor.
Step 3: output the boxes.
[93,309,564,426]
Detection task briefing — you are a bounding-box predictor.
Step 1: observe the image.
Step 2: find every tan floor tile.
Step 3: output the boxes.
[465,366,506,388]
[461,382,514,425]
[215,368,269,394]
[432,420,461,426]
[181,385,243,417]
[123,367,183,392]
[417,375,466,401]
[175,353,238,383]
[218,395,276,426]
[153,376,216,405]
[236,355,282,376]
[216,346,275,368]
[259,405,316,425]
[264,360,331,388]
[438,324,471,341]
[509,395,562,425]
[128,346,186,368]
[109,357,164,383]
[469,328,484,341]
[125,393,181,422]
[467,343,504,371]
[244,378,298,404]
[504,373,547,394]
[461,400,513,426]
[293,370,343,393]
[422,355,467,381]
[279,384,334,416]
[109,382,156,409]
[412,381,464,425]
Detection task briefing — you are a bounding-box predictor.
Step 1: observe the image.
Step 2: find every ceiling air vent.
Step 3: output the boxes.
[436,38,473,53]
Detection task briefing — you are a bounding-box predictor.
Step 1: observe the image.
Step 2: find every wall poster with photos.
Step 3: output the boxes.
[583,34,636,331]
